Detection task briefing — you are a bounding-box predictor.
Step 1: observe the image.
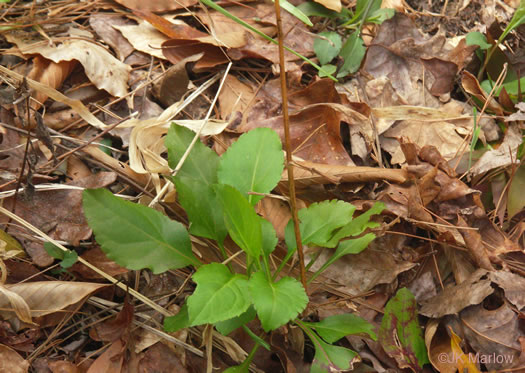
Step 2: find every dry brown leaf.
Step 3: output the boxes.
[470,123,522,176]
[162,39,229,71]
[26,56,77,111]
[0,66,108,130]
[219,75,256,122]
[89,14,135,61]
[425,319,456,373]
[489,271,525,310]
[48,360,80,373]
[242,103,367,166]
[90,301,133,342]
[457,216,494,271]
[86,338,125,373]
[67,155,92,181]
[0,172,117,266]
[151,62,190,107]
[461,299,522,370]
[364,14,465,107]
[310,246,416,293]
[138,342,188,373]
[114,0,197,12]
[461,71,505,116]
[421,57,458,96]
[70,248,129,280]
[420,269,493,318]
[382,119,469,164]
[256,197,293,240]
[6,33,130,97]
[0,344,29,373]
[0,281,107,319]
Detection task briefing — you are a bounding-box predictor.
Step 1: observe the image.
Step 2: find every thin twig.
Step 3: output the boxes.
[274,0,307,290]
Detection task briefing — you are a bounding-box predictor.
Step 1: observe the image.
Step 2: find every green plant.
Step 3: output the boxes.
[467,0,525,96]
[378,288,429,370]
[302,0,394,78]
[44,242,78,270]
[82,124,384,372]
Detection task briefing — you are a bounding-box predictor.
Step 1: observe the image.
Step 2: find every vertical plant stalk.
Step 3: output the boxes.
[274,0,307,290]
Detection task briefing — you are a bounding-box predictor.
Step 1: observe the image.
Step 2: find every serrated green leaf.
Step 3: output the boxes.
[338,33,366,77]
[325,201,384,247]
[314,31,342,65]
[218,128,284,205]
[334,233,375,257]
[187,263,251,326]
[379,288,429,370]
[164,304,189,332]
[166,123,219,182]
[44,242,64,260]
[83,188,199,273]
[466,31,492,50]
[249,271,308,332]
[174,176,227,244]
[166,124,227,244]
[60,251,78,269]
[304,313,377,343]
[285,200,356,250]
[215,184,262,258]
[260,218,277,257]
[215,306,256,335]
[310,333,358,373]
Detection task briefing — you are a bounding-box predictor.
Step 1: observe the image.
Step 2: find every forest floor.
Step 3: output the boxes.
[0,0,524,372]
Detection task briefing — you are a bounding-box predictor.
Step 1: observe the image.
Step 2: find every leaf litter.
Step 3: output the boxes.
[0,0,524,372]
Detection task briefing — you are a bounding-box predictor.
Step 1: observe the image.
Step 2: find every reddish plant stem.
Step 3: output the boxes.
[273,0,307,290]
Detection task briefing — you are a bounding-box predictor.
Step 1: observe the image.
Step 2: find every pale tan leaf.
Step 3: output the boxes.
[382,120,469,164]
[0,66,108,130]
[313,0,341,11]
[0,344,29,373]
[0,281,107,319]
[7,33,130,97]
[0,285,32,323]
[114,21,169,60]
[470,123,522,176]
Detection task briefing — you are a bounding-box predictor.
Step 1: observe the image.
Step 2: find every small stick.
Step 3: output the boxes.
[274,0,307,290]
